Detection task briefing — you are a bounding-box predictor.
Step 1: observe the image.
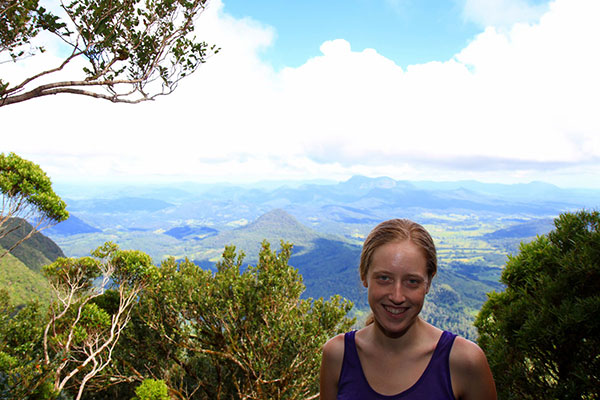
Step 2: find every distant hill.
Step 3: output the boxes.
[242,208,315,238]
[66,197,173,213]
[164,225,218,240]
[47,214,101,236]
[0,218,65,273]
[194,209,325,262]
[484,218,555,239]
[0,218,65,305]
[189,209,364,300]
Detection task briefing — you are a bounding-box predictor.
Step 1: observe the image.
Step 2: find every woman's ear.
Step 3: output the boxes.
[362,279,368,288]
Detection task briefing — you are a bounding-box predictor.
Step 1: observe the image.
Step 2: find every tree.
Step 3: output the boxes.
[1,0,218,106]
[0,243,159,399]
[0,289,57,399]
[0,152,68,259]
[41,242,159,399]
[475,210,600,399]
[124,241,354,400]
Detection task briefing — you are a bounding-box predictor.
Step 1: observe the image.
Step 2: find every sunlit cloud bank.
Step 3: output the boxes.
[2,0,599,188]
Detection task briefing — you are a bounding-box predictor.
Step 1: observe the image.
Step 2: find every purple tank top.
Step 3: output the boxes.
[337,330,457,400]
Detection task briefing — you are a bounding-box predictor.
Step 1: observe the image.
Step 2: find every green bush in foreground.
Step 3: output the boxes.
[127,241,354,399]
[476,210,600,399]
[133,379,169,400]
[1,240,354,399]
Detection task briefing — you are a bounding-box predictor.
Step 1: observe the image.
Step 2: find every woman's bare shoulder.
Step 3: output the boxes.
[449,337,497,400]
[322,332,346,363]
[320,333,348,400]
[450,337,488,368]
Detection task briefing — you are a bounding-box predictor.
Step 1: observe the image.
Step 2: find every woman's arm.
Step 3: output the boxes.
[319,334,345,400]
[449,337,497,400]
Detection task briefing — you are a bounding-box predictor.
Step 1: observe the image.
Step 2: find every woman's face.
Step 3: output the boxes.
[364,240,430,337]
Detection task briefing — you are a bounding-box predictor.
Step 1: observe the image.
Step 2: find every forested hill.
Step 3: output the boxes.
[188,208,367,305]
[0,218,64,272]
[0,219,65,305]
[192,208,340,263]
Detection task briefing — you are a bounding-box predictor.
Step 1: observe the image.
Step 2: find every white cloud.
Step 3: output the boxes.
[265,0,599,177]
[461,0,550,28]
[1,0,599,188]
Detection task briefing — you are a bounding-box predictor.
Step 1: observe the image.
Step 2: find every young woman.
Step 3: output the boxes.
[320,219,497,399]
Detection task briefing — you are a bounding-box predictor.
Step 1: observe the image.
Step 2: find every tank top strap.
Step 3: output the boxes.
[339,331,362,387]
[424,330,457,398]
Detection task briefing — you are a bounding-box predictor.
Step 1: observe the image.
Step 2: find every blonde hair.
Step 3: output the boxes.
[360,219,437,325]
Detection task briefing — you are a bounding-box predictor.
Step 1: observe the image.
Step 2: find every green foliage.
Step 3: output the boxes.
[124,241,354,399]
[0,0,66,61]
[1,0,218,105]
[475,210,600,399]
[109,248,158,288]
[39,242,160,399]
[0,152,68,223]
[43,255,101,292]
[0,152,68,260]
[0,289,57,399]
[132,379,169,400]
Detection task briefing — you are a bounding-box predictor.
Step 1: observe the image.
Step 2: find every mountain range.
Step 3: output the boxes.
[9,175,599,338]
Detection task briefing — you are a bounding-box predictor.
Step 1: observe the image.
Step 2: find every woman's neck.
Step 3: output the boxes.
[369,316,428,352]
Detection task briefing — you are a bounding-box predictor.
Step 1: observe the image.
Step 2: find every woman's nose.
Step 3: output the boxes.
[389,282,405,303]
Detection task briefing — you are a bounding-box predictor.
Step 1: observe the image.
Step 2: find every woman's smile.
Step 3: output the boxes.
[365,240,430,335]
[383,304,410,317]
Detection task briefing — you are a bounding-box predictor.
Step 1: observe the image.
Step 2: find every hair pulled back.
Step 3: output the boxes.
[360,219,437,284]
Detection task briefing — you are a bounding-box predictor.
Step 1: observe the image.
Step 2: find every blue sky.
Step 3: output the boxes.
[222,0,481,70]
[2,0,600,189]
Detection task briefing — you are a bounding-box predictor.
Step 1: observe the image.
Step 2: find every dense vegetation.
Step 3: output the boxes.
[476,210,600,399]
[0,241,353,399]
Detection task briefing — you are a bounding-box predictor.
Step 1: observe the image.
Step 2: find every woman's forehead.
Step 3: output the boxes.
[370,241,428,272]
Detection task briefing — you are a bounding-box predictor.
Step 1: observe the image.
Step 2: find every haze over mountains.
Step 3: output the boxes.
[51,175,599,234]
[46,175,600,279]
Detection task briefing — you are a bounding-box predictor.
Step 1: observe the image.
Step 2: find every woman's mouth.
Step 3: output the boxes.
[384,305,408,316]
